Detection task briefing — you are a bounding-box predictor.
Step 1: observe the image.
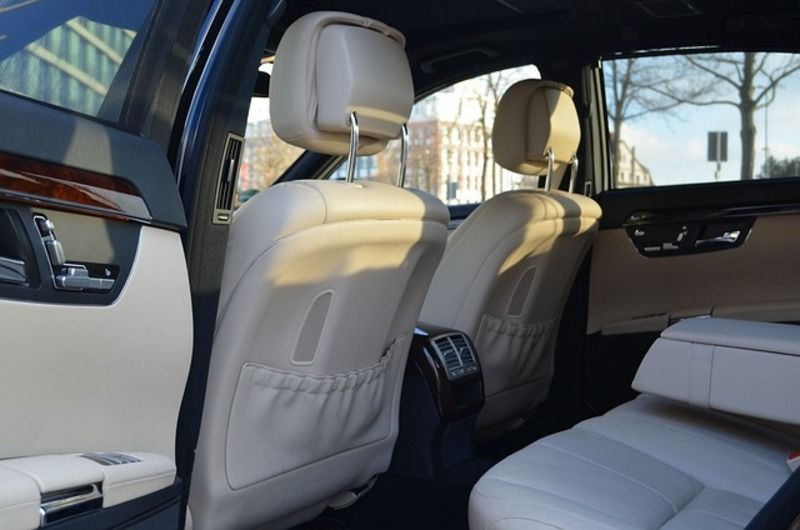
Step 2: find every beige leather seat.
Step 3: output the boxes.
[470,318,800,529]
[420,80,601,438]
[189,12,449,530]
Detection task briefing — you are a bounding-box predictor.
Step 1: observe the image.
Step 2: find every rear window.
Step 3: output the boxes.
[0,1,156,118]
[603,52,800,188]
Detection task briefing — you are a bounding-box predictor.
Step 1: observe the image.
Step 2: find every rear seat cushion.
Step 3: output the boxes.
[470,394,800,530]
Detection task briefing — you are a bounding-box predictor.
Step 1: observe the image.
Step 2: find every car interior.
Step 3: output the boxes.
[0,0,799,529]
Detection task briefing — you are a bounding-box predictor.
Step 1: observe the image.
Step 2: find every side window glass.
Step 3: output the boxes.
[331,65,541,205]
[236,62,303,206]
[0,3,156,119]
[604,52,800,188]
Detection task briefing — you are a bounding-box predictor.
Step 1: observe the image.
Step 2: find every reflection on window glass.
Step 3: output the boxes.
[604,52,800,188]
[331,65,541,205]
[0,1,155,118]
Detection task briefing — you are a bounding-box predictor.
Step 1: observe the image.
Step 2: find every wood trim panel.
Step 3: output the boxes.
[0,151,152,223]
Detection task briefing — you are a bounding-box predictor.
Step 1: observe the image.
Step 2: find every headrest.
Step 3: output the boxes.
[270,12,414,156]
[492,80,580,188]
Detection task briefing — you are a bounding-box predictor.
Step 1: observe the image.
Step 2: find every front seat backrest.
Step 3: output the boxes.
[190,12,449,530]
[419,80,601,439]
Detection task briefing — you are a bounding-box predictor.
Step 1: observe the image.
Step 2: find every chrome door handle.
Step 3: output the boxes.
[55,264,115,291]
[695,230,741,247]
[0,255,26,284]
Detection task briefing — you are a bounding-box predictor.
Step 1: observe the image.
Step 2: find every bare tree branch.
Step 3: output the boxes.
[754,62,800,104]
[683,55,741,89]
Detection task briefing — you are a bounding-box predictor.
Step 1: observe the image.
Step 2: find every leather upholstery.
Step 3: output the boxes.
[190,12,449,530]
[191,182,448,529]
[0,227,192,461]
[419,81,601,437]
[634,317,800,426]
[470,394,800,530]
[270,12,413,156]
[492,80,580,188]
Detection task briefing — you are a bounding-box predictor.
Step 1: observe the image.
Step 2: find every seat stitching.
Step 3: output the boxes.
[486,517,566,530]
[673,506,752,528]
[536,441,683,513]
[474,477,648,527]
[571,426,765,507]
[592,411,790,475]
[568,427,713,505]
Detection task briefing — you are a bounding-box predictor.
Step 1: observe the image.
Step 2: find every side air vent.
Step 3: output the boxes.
[212,132,245,225]
[431,333,479,381]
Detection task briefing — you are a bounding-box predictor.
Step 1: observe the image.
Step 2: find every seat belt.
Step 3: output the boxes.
[745,467,800,530]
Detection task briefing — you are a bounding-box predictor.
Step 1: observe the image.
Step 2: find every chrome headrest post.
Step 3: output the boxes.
[568,154,579,194]
[543,147,555,191]
[346,112,360,183]
[396,123,409,187]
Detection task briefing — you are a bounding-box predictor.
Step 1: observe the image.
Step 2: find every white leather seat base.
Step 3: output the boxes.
[470,394,800,530]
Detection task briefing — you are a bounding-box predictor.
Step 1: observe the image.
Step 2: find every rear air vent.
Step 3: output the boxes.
[433,336,462,373]
[451,334,475,365]
[212,132,244,225]
[431,333,479,381]
[635,0,701,18]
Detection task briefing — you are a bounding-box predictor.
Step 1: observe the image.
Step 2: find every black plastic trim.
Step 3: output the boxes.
[746,469,800,530]
[448,203,480,224]
[172,2,284,528]
[48,480,182,530]
[0,204,137,306]
[597,178,800,229]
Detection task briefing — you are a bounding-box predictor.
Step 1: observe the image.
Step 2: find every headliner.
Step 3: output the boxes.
[272,0,800,89]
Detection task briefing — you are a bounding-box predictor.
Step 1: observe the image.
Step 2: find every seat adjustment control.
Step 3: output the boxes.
[44,239,66,267]
[33,214,116,293]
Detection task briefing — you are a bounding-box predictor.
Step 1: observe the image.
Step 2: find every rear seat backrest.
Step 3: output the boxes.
[469,318,800,529]
[634,317,800,426]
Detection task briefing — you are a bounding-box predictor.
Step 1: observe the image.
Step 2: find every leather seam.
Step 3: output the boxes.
[536,440,685,514]
[473,478,646,527]
[486,517,565,530]
[216,218,444,327]
[104,470,175,489]
[675,501,753,528]
[451,218,558,329]
[222,336,407,490]
[596,410,790,476]
[0,498,39,512]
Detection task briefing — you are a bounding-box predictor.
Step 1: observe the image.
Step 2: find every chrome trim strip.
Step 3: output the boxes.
[39,483,103,526]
